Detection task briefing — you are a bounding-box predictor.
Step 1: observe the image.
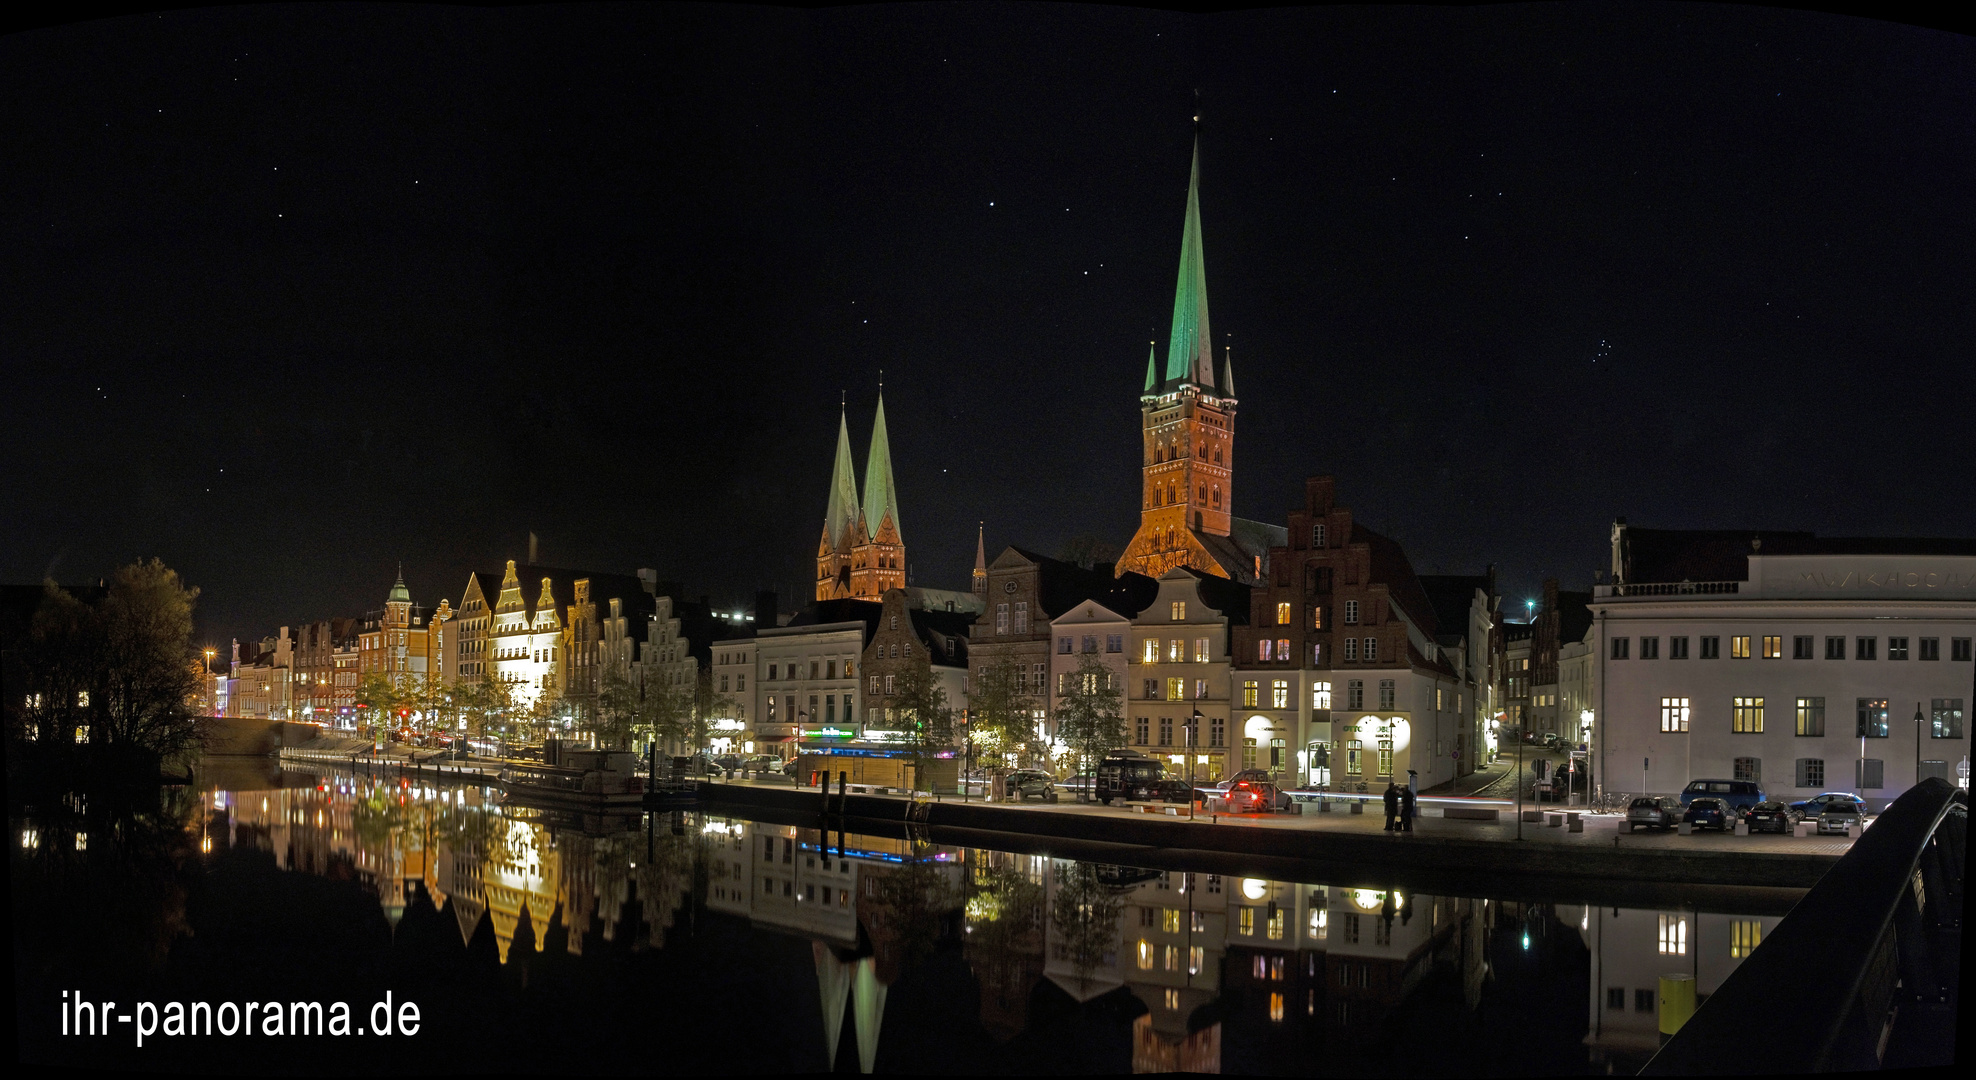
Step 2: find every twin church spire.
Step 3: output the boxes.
[817,391,906,601]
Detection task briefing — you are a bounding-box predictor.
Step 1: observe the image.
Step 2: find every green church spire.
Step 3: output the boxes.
[825,405,860,548]
[1163,135,1214,390]
[1143,342,1157,393]
[862,390,902,543]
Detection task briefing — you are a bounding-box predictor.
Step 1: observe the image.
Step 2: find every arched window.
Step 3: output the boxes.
[1197,484,1207,503]
[1212,486,1222,507]
[1198,443,1207,460]
[1214,446,1223,464]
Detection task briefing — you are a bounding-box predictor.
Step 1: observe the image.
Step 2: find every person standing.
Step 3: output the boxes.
[1400,784,1417,833]
[1383,782,1400,831]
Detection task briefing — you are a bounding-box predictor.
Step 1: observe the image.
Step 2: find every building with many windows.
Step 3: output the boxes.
[1227,476,1475,791]
[1125,568,1249,781]
[1590,523,1975,808]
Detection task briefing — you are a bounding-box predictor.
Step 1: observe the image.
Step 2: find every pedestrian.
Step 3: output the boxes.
[1400,784,1417,833]
[1383,782,1400,831]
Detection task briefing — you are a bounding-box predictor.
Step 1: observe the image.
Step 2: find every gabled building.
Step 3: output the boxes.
[358,570,429,687]
[861,588,972,737]
[1226,476,1468,791]
[1124,567,1251,781]
[1418,572,1499,775]
[1115,136,1284,586]
[971,545,1156,746]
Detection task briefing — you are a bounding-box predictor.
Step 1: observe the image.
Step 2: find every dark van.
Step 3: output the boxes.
[1678,779,1766,813]
[1097,751,1165,805]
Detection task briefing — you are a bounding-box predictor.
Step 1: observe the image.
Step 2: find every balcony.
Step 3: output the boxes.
[1594,580,1741,598]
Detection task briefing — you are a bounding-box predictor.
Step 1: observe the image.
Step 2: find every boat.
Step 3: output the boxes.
[500,749,650,810]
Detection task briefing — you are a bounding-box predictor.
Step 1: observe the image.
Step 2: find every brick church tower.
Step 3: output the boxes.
[816,391,906,601]
[1117,135,1270,584]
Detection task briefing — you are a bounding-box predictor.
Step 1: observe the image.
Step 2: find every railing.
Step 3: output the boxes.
[1641,777,1964,1074]
[1596,580,1742,598]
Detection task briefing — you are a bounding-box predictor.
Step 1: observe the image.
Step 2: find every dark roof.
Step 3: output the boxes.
[1180,566,1253,624]
[1351,523,1439,638]
[908,606,973,666]
[1620,528,1976,584]
[1417,574,1490,644]
[787,597,885,641]
[1007,546,1133,619]
[1556,590,1594,646]
[1106,571,1162,618]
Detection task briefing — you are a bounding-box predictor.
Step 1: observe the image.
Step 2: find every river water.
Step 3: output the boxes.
[13,762,1796,1075]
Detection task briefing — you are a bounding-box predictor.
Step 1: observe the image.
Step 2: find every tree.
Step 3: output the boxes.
[967,655,1038,769]
[689,668,738,756]
[593,668,641,751]
[889,651,954,793]
[1049,861,1124,994]
[1055,653,1125,778]
[1057,534,1120,572]
[354,671,403,744]
[13,562,206,769]
[642,678,693,756]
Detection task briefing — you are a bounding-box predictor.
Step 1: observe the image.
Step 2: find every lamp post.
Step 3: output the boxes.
[1188,710,1202,820]
[1914,702,1925,792]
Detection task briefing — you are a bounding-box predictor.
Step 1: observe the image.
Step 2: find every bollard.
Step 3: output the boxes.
[1678,821,1692,835]
[1349,800,1363,814]
[1568,814,1584,833]
[1547,812,1563,828]
[1795,820,1816,838]
[1733,820,1749,836]
[1658,974,1697,1036]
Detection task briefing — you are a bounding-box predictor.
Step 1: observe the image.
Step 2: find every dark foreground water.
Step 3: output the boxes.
[14,763,1795,1075]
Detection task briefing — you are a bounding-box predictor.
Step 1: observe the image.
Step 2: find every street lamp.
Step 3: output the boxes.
[1188,710,1202,820]
[1914,702,1925,792]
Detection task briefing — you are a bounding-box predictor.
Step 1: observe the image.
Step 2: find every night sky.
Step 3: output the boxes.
[3,3,1971,649]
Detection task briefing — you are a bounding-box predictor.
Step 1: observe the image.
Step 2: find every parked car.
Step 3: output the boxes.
[1626,796,1682,831]
[1817,800,1864,836]
[1201,770,1279,813]
[1683,797,1730,831]
[741,755,783,775]
[1678,779,1766,813]
[1056,773,1097,798]
[1006,769,1060,802]
[1790,792,1868,819]
[1743,801,1801,834]
[1541,732,1562,750]
[1150,778,1196,804]
[1097,751,1166,805]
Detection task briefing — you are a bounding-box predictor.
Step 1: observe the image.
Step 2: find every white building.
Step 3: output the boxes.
[755,614,869,746]
[709,638,757,754]
[1590,524,1974,809]
[1047,600,1133,749]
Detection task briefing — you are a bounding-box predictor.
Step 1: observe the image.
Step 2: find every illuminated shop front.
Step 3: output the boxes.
[1333,713,1412,789]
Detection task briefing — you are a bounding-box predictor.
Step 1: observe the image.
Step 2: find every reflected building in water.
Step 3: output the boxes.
[1580,904,1783,1072]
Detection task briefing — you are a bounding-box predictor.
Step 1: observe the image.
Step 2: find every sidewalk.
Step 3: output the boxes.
[1421,758,1513,798]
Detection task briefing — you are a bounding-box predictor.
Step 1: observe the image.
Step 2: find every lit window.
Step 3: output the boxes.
[1795,698,1825,736]
[1272,680,1290,709]
[1733,697,1765,733]
[1312,682,1332,709]
[1243,681,1259,708]
[1268,992,1285,1022]
[1194,638,1209,662]
[1730,920,1763,958]
[1171,601,1186,621]
[1258,640,1273,663]
[1167,678,1184,702]
[1138,939,1155,970]
[1143,638,1159,663]
[1277,602,1292,625]
[1239,907,1255,936]
[1162,908,1180,933]
[1168,639,1184,662]
[1658,913,1687,955]
[1762,636,1783,659]
[1731,636,1751,659]
[1660,697,1690,733]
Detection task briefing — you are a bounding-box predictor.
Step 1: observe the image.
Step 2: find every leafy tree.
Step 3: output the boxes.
[967,655,1038,769]
[593,668,641,750]
[1055,653,1125,778]
[15,561,207,761]
[1057,534,1120,571]
[689,668,738,756]
[1049,861,1124,994]
[889,651,954,793]
[353,671,403,743]
[642,678,694,756]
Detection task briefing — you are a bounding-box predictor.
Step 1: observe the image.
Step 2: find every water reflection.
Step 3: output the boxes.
[13,766,1800,1075]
